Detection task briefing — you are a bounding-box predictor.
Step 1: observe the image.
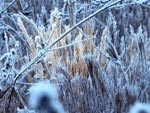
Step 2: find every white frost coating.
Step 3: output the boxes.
[28,81,58,109]
[133,0,147,4]
[129,102,150,113]
[51,101,66,113]
[28,81,66,113]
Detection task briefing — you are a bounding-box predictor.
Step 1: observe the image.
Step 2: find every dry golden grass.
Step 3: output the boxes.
[17,17,36,56]
[70,58,79,76]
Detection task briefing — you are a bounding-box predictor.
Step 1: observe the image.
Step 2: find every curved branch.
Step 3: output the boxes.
[14,0,121,83]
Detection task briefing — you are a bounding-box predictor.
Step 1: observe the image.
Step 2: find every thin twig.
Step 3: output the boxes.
[47,37,95,51]
[78,27,112,60]
[14,86,26,107]
[0,0,16,15]
[16,82,33,85]
[46,21,59,46]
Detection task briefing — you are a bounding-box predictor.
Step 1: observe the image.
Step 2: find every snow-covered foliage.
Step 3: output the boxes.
[129,102,150,113]
[0,0,150,113]
[28,81,66,113]
[28,82,58,108]
[17,107,36,113]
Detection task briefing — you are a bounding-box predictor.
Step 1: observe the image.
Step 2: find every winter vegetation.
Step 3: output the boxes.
[129,102,150,113]
[28,82,66,113]
[0,0,150,113]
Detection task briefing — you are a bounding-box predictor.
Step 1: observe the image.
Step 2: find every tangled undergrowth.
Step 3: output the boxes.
[0,0,150,113]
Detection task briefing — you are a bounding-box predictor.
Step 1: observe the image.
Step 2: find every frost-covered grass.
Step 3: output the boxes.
[0,0,150,113]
